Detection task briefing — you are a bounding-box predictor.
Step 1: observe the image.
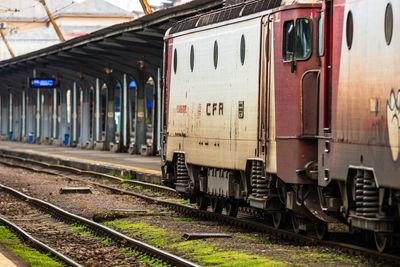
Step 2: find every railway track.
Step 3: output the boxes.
[0,153,399,265]
[0,214,82,267]
[0,171,198,266]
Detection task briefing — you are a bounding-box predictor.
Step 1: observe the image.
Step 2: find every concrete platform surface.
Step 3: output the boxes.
[0,244,28,267]
[0,141,161,175]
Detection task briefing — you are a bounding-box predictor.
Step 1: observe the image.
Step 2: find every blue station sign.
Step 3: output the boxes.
[29,78,57,88]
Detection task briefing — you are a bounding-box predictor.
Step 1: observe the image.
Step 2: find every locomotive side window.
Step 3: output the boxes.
[283,20,295,61]
[346,11,353,49]
[173,48,177,74]
[318,11,325,57]
[214,40,218,69]
[385,3,393,45]
[240,34,246,65]
[295,18,312,60]
[190,45,194,72]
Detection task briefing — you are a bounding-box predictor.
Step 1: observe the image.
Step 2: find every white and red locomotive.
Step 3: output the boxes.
[161,0,400,252]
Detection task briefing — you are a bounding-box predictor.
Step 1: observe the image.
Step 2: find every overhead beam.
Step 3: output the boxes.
[70,47,161,68]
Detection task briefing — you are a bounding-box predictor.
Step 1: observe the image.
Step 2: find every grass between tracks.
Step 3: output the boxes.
[104,220,287,266]
[0,226,64,267]
[69,223,167,266]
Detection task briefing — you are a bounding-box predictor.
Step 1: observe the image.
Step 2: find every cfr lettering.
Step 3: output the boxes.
[206,103,223,116]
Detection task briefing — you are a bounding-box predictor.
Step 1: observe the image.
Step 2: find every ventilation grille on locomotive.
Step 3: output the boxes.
[170,0,282,34]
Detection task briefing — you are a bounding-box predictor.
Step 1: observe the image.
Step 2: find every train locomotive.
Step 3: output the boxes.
[161,0,400,252]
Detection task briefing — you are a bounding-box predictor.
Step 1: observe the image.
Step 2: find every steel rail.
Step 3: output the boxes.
[0,154,177,196]
[0,183,199,267]
[0,215,82,267]
[1,155,399,264]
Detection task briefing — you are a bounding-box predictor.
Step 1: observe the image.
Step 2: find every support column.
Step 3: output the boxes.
[79,88,90,148]
[72,82,77,146]
[0,95,2,135]
[58,88,68,146]
[9,92,13,140]
[52,88,57,140]
[120,73,129,151]
[95,78,101,142]
[156,68,161,154]
[12,94,21,141]
[42,92,50,143]
[135,72,148,153]
[1,95,8,135]
[36,89,40,142]
[21,90,26,140]
[105,80,116,150]
[27,93,35,142]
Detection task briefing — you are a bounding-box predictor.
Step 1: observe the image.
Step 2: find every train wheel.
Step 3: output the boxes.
[225,200,239,217]
[210,198,223,213]
[374,232,389,253]
[272,212,282,229]
[291,215,300,234]
[315,221,327,240]
[196,194,208,210]
[189,195,196,204]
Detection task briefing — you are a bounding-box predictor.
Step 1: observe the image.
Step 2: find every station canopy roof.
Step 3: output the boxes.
[0,0,223,92]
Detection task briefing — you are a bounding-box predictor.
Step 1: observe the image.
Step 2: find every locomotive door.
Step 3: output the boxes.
[258,15,276,172]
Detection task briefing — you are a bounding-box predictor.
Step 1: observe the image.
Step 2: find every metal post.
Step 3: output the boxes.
[42,92,50,142]
[157,68,161,152]
[52,88,57,139]
[79,88,83,146]
[135,73,147,153]
[9,92,12,138]
[36,89,40,139]
[22,90,26,138]
[58,88,67,145]
[72,82,77,143]
[2,96,8,135]
[13,94,20,141]
[26,93,34,141]
[95,78,100,141]
[122,73,128,148]
[105,81,115,150]
[80,88,90,148]
[0,95,2,135]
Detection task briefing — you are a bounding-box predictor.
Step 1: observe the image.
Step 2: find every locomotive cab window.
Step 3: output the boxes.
[295,18,312,60]
[283,20,295,61]
[282,18,313,61]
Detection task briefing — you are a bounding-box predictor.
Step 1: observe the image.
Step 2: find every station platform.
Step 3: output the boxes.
[0,244,28,267]
[0,141,162,184]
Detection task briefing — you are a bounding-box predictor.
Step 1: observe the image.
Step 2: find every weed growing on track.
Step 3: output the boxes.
[0,226,64,266]
[104,219,287,266]
[121,183,143,190]
[168,217,195,221]
[69,223,170,265]
[118,174,132,180]
[70,224,92,236]
[121,183,134,188]
[166,199,190,204]
[101,237,115,246]
[119,248,168,266]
